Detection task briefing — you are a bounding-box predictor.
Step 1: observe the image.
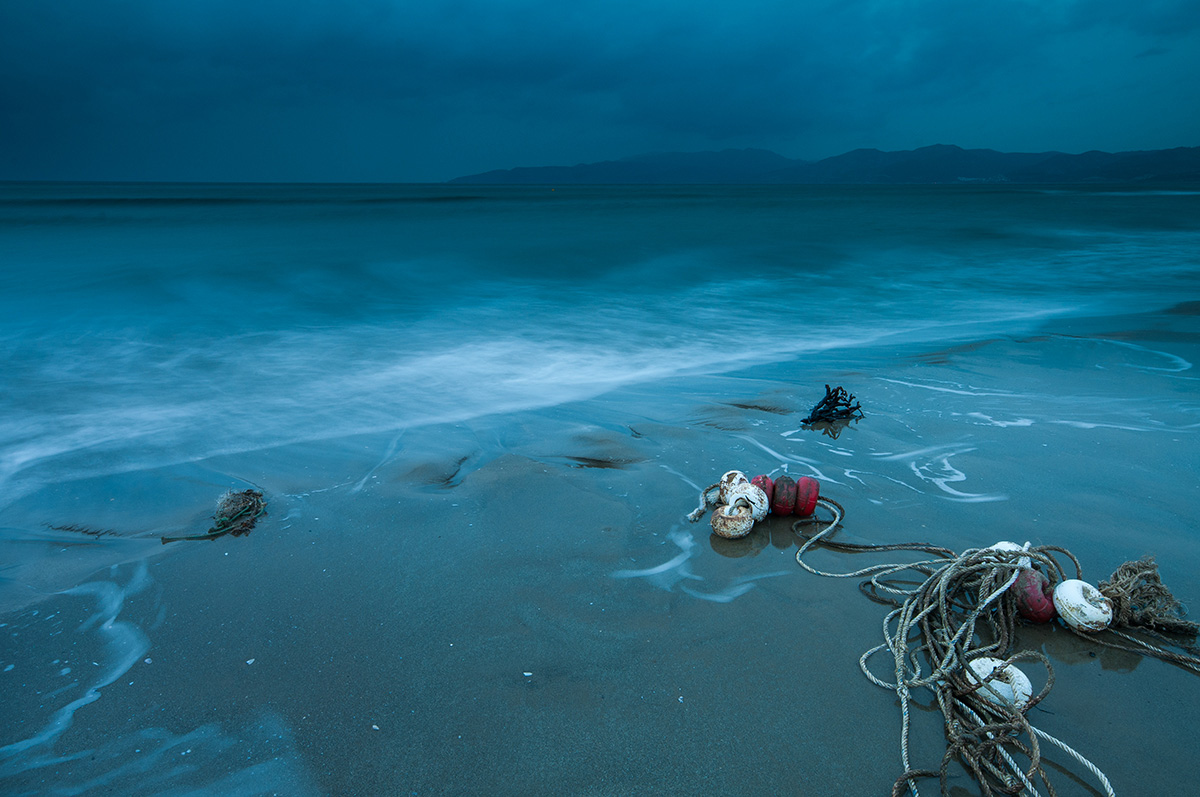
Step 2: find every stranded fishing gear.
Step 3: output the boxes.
[161,489,266,544]
[687,470,828,539]
[686,470,1200,797]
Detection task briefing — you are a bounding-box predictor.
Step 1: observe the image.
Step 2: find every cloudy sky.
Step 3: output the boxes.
[2,0,1197,182]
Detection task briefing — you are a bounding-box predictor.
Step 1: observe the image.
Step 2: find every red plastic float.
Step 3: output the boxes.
[751,475,774,505]
[794,477,820,517]
[771,475,797,515]
[1014,568,1057,623]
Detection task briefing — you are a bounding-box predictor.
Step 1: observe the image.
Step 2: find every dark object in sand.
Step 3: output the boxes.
[800,384,863,425]
[1100,556,1199,638]
[161,489,266,544]
[793,512,1200,797]
[47,523,117,539]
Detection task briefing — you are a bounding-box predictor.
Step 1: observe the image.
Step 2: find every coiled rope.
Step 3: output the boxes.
[682,476,1197,795]
[790,500,1167,797]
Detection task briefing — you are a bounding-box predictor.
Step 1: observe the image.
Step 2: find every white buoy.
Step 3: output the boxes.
[717,470,750,504]
[726,482,770,522]
[1053,579,1113,632]
[985,540,1032,569]
[966,657,1033,711]
[711,502,755,539]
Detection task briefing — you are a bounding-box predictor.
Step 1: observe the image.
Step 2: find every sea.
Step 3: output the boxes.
[1,182,1198,795]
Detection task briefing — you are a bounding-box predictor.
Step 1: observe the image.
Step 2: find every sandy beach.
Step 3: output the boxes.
[3,300,1198,795]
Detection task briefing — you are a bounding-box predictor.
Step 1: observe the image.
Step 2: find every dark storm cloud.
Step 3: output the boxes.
[1,0,1197,181]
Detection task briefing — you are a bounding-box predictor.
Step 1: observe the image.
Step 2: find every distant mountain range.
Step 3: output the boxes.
[448,144,1200,184]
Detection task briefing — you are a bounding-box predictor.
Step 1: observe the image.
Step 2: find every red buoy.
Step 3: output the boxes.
[1015,568,1057,623]
[794,477,820,517]
[751,475,774,505]
[771,475,796,515]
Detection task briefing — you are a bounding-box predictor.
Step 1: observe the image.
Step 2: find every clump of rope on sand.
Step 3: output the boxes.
[161,489,266,544]
[686,472,1200,796]
[793,500,1200,797]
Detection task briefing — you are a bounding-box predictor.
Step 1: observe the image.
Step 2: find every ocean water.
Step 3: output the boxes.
[2,183,1197,503]
[2,183,1199,795]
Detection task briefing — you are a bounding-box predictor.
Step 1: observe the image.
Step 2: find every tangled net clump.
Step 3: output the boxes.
[161,489,266,544]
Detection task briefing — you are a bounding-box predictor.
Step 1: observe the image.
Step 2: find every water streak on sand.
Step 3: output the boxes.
[612,530,787,603]
[966,413,1035,428]
[0,563,150,768]
[875,378,1024,397]
[735,436,844,483]
[1104,340,1193,372]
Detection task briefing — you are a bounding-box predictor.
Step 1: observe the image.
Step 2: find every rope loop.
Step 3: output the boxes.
[793,499,1130,797]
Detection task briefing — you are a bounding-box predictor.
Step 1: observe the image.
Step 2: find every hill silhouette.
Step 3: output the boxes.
[449,144,1200,184]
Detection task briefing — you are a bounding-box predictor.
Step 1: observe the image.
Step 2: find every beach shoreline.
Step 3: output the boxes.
[3,299,1198,794]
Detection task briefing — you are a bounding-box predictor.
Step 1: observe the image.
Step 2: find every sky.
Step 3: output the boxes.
[1,0,1198,183]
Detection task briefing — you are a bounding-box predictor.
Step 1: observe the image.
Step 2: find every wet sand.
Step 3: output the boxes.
[3,304,1199,795]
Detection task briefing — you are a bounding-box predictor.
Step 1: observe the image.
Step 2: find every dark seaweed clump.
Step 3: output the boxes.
[161,489,266,544]
[801,385,863,425]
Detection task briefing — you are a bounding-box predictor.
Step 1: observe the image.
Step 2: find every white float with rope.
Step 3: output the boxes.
[1054,579,1114,632]
[984,540,1032,569]
[710,500,756,539]
[727,481,769,521]
[679,460,1196,797]
[717,470,750,503]
[965,657,1034,712]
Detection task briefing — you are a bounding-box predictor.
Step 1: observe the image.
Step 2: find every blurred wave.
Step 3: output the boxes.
[1,183,1197,508]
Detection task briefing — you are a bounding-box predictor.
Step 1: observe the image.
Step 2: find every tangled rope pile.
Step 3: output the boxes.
[161,489,266,544]
[791,503,1200,797]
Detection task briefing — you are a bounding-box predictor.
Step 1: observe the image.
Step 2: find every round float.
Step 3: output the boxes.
[985,540,1032,569]
[1014,568,1057,623]
[726,482,770,522]
[794,476,820,517]
[771,475,797,515]
[965,657,1033,711]
[718,471,749,504]
[1053,579,1113,632]
[751,475,774,504]
[711,502,755,539]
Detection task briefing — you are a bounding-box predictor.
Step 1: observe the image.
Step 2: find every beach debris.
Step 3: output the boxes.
[792,504,1200,797]
[685,470,769,538]
[800,384,863,426]
[984,539,1032,568]
[687,470,835,539]
[965,657,1033,712]
[770,475,795,514]
[161,489,266,544]
[46,523,117,538]
[717,470,750,504]
[750,474,774,501]
[1099,556,1200,637]
[714,479,769,538]
[793,476,820,517]
[1014,568,1057,623]
[710,501,756,539]
[1053,578,1114,632]
[730,482,769,522]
